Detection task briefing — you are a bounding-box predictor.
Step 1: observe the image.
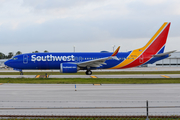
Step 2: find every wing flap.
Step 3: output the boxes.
[77,57,108,67]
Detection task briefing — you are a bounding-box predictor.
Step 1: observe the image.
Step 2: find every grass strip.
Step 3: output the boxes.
[1,71,180,75]
[0,78,180,84]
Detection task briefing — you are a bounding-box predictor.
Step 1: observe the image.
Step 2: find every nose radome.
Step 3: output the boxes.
[4,60,10,67]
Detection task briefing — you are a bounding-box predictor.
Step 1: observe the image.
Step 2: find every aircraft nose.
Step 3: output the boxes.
[4,60,11,67]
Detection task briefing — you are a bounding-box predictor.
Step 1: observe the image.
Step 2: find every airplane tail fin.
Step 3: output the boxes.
[109,22,171,69]
[140,22,171,54]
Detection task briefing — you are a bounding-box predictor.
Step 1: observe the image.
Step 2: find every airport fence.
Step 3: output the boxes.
[0,100,180,119]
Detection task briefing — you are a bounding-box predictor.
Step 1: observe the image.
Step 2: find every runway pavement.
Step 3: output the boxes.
[0,74,180,78]
[0,84,180,115]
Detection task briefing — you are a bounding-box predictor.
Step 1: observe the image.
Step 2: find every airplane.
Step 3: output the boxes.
[4,22,175,75]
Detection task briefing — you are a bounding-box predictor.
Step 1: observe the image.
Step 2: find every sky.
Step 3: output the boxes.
[0,0,180,55]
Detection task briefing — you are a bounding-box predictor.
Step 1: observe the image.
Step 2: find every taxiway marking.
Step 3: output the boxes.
[91,76,97,78]
[161,75,170,78]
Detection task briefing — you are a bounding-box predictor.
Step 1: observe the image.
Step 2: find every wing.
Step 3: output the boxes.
[77,46,120,68]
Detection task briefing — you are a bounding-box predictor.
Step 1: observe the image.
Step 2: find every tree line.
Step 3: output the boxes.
[0,50,48,59]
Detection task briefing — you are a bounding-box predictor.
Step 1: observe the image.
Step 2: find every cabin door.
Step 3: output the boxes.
[23,55,28,64]
[139,55,144,63]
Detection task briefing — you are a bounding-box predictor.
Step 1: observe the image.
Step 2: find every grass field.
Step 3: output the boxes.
[0,78,180,84]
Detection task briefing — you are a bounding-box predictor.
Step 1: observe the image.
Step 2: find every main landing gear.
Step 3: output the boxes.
[86,70,92,75]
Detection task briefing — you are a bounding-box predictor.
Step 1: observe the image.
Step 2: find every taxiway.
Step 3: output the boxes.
[0,74,179,78]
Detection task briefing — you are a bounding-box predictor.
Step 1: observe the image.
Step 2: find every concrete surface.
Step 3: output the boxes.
[0,84,180,115]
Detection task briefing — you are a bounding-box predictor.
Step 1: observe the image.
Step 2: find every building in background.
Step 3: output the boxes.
[0,59,8,68]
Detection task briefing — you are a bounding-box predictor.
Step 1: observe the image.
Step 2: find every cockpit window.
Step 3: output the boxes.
[12,57,18,60]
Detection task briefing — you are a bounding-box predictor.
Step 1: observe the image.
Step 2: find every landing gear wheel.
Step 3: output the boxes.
[20,72,23,75]
[86,70,92,75]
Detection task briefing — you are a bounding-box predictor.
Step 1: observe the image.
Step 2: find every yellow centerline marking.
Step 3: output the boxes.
[35,75,40,78]
[36,75,49,78]
[91,76,97,78]
[161,75,170,78]
[93,84,101,86]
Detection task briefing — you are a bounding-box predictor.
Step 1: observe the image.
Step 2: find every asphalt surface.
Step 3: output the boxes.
[0,84,180,116]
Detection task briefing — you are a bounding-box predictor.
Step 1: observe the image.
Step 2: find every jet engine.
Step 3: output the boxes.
[60,63,79,73]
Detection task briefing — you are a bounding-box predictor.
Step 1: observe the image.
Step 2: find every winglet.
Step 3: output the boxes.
[111,46,120,56]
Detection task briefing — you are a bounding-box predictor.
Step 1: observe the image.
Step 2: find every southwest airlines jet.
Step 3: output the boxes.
[5,22,175,75]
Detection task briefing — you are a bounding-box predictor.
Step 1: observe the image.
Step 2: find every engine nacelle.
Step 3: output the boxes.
[60,63,78,73]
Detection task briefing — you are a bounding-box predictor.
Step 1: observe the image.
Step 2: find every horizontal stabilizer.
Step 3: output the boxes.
[153,50,176,57]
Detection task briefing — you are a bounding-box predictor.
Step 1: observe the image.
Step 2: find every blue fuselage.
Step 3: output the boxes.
[4,51,168,71]
[5,52,129,70]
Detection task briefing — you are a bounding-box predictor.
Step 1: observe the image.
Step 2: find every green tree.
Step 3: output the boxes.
[7,52,13,58]
[32,51,39,53]
[16,51,22,55]
[44,50,48,53]
[0,52,6,59]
